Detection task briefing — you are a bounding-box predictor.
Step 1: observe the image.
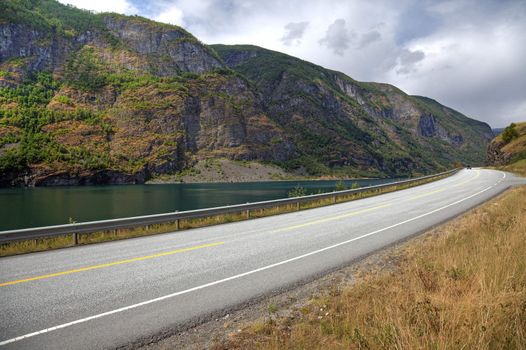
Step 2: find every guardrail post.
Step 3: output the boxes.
[74,232,79,245]
[175,219,179,231]
[332,195,336,204]
[296,202,300,211]
[245,209,250,219]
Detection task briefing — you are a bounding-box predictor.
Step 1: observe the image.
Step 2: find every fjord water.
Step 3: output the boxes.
[0,179,398,231]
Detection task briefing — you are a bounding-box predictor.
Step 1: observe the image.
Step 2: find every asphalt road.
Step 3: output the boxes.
[1,169,524,349]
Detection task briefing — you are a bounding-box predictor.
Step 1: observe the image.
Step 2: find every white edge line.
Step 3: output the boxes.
[0,172,506,346]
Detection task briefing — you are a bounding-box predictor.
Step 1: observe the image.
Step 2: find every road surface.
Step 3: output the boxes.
[0,169,524,349]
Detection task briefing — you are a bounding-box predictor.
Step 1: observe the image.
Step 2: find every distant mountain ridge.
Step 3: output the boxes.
[492,128,504,136]
[212,44,493,174]
[0,0,493,186]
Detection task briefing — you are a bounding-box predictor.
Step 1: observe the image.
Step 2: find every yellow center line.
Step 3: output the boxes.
[452,169,480,187]
[406,169,480,201]
[0,241,224,287]
[272,203,392,233]
[407,188,446,200]
[272,170,481,233]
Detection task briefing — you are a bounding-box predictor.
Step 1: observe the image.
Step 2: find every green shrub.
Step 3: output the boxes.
[288,185,307,197]
[335,180,346,191]
[502,123,518,143]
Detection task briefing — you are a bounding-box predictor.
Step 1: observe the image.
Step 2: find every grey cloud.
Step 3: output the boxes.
[281,21,309,46]
[319,19,352,56]
[399,49,425,66]
[396,49,425,75]
[394,4,442,45]
[358,30,381,48]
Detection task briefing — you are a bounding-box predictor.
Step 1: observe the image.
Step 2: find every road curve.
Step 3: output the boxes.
[1,169,524,349]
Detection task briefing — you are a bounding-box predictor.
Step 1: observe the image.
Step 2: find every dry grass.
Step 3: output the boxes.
[220,186,526,350]
[179,212,248,230]
[0,173,454,257]
[0,234,75,257]
[499,159,526,177]
[78,222,180,244]
[250,204,299,219]
[0,223,181,257]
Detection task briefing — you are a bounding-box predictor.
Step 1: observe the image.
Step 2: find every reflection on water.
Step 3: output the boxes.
[0,178,398,230]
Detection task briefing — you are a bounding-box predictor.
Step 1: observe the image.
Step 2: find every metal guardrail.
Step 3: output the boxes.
[0,169,459,244]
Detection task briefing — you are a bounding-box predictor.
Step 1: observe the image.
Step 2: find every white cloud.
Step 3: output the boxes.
[154,5,184,26]
[58,0,137,14]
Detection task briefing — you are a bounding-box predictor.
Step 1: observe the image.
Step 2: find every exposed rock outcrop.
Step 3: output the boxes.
[487,139,508,165]
[102,15,223,75]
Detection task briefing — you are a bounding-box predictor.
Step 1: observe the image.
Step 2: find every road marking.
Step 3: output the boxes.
[0,172,506,347]
[452,169,480,187]
[407,169,480,201]
[271,203,392,233]
[0,242,224,287]
[407,188,445,200]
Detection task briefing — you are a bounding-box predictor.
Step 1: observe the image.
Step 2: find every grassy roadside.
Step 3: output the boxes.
[496,159,526,177]
[217,185,526,349]
[0,172,453,257]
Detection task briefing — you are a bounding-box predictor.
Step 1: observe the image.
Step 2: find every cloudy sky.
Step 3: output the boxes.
[59,0,526,128]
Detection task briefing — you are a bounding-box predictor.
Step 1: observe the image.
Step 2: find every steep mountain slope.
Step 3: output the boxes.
[487,122,526,166]
[212,44,493,176]
[0,0,493,186]
[0,0,292,186]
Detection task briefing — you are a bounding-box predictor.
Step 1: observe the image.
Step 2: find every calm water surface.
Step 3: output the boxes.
[0,178,399,230]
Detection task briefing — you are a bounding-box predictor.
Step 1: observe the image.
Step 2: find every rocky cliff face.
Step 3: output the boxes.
[487,139,508,165]
[102,15,223,75]
[0,0,493,186]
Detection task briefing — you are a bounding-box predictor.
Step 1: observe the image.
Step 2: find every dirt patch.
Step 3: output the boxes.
[147,159,299,183]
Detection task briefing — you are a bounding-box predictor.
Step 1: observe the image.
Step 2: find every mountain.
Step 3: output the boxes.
[0,0,493,186]
[487,122,526,166]
[492,128,504,136]
[0,0,293,186]
[211,45,493,175]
